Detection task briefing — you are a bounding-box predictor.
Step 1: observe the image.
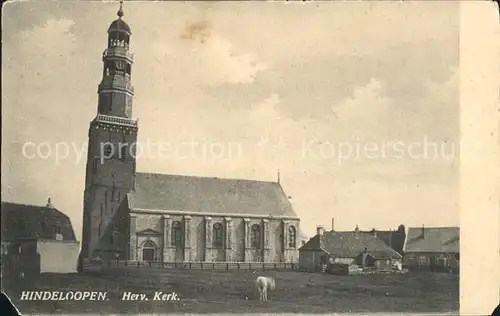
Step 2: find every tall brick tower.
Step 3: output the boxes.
[81,1,138,261]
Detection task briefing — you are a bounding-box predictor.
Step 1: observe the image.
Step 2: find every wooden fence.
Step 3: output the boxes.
[85,260,298,271]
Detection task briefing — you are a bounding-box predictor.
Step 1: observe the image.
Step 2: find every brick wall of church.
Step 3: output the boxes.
[82,121,137,260]
[128,212,299,263]
[191,216,205,261]
[94,198,130,260]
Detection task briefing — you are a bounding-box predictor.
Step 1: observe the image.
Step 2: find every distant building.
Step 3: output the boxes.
[1,199,80,276]
[298,225,402,272]
[359,224,406,255]
[403,226,459,272]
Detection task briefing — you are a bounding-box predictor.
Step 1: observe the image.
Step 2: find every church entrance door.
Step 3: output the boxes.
[141,240,156,262]
[143,248,154,262]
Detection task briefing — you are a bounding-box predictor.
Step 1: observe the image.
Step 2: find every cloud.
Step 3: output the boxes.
[179,19,267,86]
[333,78,393,120]
[404,66,458,143]
[198,35,267,86]
[8,18,81,99]
[209,1,458,65]
[422,66,458,109]
[4,18,82,140]
[19,19,76,60]
[253,93,280,119]
[180,19,212,44]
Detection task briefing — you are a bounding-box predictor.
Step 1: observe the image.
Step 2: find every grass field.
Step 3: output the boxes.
[5,268,459,314]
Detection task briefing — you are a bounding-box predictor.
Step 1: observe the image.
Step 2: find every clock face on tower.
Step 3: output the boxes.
[115,60,125,70]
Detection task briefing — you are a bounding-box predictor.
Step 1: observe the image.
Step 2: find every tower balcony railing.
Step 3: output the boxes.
[103,47,134,62]
[95,114,138,127]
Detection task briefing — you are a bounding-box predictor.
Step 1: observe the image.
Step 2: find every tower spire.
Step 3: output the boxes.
[117,0,124,19]
[277,169,280,184]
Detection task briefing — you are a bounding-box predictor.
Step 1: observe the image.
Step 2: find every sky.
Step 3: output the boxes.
[1,1,459,239]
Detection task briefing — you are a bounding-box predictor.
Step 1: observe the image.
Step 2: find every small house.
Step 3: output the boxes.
[299,225,403,272]
[403,226,459,272]
[359,224,406,255]
[1,199,80,278]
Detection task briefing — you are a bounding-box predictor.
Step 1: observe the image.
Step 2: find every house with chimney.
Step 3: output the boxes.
[402,226,459,272]
[359,225,406,255]
[298,225,402,272]
[1,199,80,279]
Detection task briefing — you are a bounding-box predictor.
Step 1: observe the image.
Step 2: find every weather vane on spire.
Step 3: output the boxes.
[117,0,124,18]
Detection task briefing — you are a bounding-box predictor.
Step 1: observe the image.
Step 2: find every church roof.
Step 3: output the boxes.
[127,172,299,219]
[1,201,77,241]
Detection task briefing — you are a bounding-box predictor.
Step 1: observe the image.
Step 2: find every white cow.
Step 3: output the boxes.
[392,261,403,271]
[255,276,275,302]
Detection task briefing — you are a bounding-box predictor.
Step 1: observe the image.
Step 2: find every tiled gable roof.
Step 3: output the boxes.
[299,234,321,251]
[1,202,77,241]
[359,229,406,254]
[403,227,459,253]
[128,172,299,218]
[361,230,392,245]
[299,231,402,259]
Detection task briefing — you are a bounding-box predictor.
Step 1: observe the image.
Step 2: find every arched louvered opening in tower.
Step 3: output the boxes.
[108,30,130,49]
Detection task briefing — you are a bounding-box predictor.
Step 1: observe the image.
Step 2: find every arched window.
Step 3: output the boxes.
[251,224,261,248]
[120,144,128,161]
[171,221,182,247]
[110,231,122,249]
[288,226,297,248]
[213,223,223,247]
[142,240,156,262]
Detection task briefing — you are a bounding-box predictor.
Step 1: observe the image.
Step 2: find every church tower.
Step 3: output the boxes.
[81,2,138,260]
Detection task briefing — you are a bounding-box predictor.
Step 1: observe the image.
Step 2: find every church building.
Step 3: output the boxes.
[81,4,301,264]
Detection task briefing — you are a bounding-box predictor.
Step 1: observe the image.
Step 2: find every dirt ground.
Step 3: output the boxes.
[4,268,459,314]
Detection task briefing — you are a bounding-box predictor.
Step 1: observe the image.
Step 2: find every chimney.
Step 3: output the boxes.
[46,197,53,208]
[371,228,377,237]
[354,224,359,233]
[421,224,425,238]
[316,225,325,236]
[331,218,335,232]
